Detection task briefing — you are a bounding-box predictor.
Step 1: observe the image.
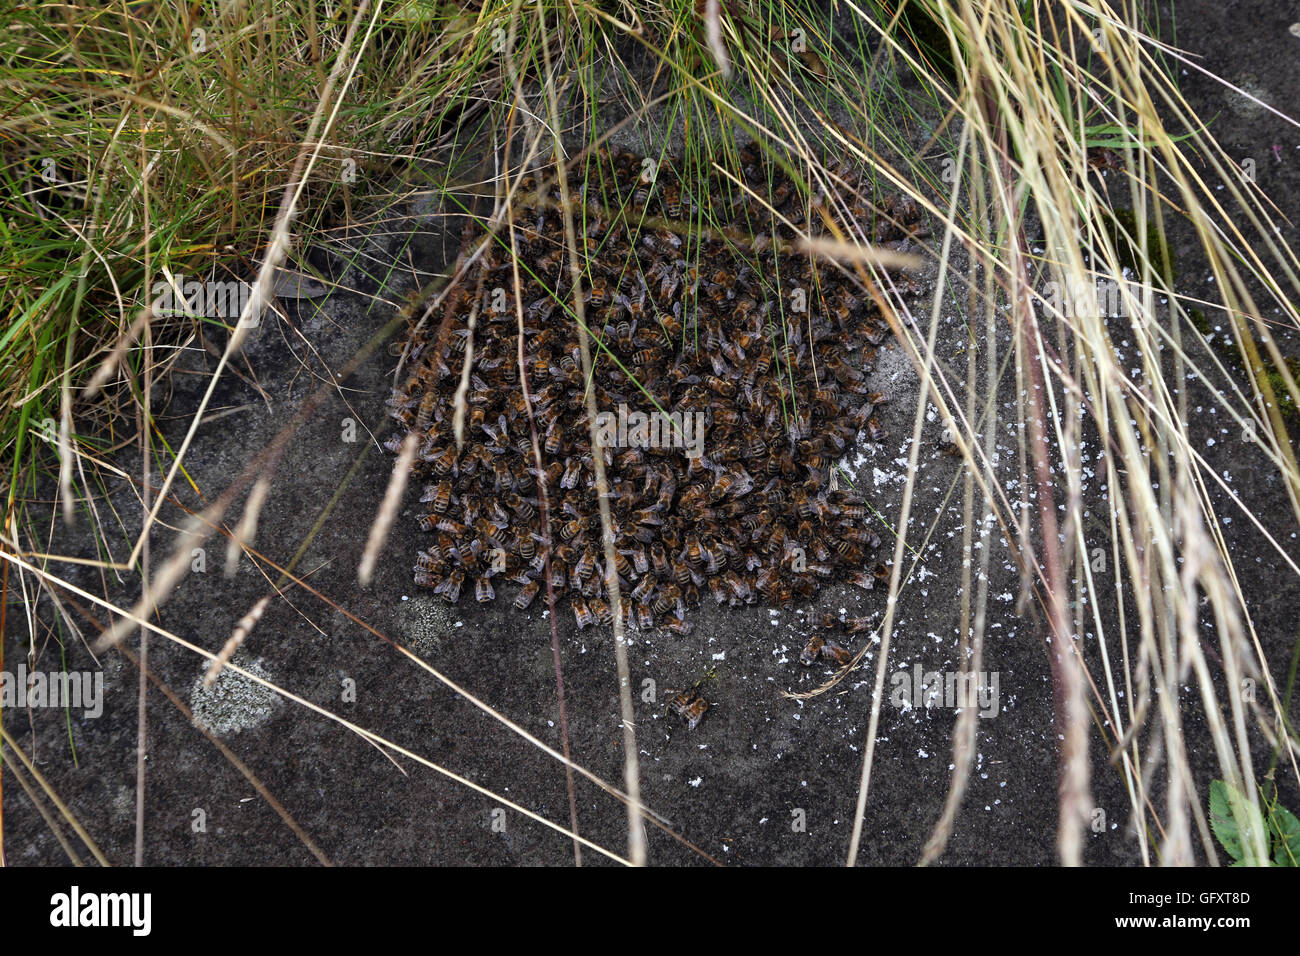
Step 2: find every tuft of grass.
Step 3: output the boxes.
[0,0,495,524]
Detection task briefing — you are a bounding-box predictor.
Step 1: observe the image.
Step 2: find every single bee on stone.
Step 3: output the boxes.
[667,689,709,730]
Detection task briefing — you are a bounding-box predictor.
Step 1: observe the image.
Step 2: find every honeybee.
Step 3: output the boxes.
[430,445,458,476]
[826,353,864,386]
[644,229,681,257]
[505,493,537,520]
[612,549,633,579]
[847,570,876,591]
[507,434,531,460]
[684,534,704,569]
[833,542,867,565]
[475,576,495,603]
[572,596,595,629]
[838,527,879,549]
[860,324,888,347]
[570,546,594,581]
[652,584,682,616]
[754,566,779,596]
[414,571,443,590]
[478,409,503,442]
[662,617,694,635]
[800,452,831,471]
[436,518,469,536]
[510,459,535,492]
[656,313,683,344]
[560,458,583,489]
[559,517,591,541]
[412,390,438,434]
[701,537,724,575]
[615,320,636,351]
[661,183,683,219]
[630,349,662,367]
[729,324,760,351]
[800,634,825,666]
[637,600,660,632]
[791,488,814,520]
[666,683,708,728]
[626,291,646,319]
[628,573,656,603]
[474,517,507,545]
[437,568,465,603]
[514,579,541,609]
[704,375,736,397]
[514,529,538,560]
[626,506,662,527]
[811,385,841,414]
[848,401,877,430]
[538,461,564,490]
[712,470,743,502]
[833,500,869,521]
[713,406,743,427]
[723,571,753,602]
[543,423,563,456]
[820,640,851,667]
[590,598,613,624]
[743,353,771,390]
[650,541,671,577]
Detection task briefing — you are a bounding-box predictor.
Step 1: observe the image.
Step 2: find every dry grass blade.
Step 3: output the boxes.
[703,0,733,80]
[203,594,275,690]
[225,475,273,578]
[357,432,418,586]
[536,0,646,866]
[501,111,586,865]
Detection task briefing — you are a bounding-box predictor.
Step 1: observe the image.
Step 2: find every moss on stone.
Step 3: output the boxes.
[1263,356,1300,424]
[1188,307,1211,336]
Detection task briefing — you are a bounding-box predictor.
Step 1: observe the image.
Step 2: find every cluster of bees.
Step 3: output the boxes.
[385,142,925,654]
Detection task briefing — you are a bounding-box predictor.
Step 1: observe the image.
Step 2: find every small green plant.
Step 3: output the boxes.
[1209,779,1299,866]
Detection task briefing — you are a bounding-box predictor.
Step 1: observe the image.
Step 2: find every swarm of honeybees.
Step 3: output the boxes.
[385,142,926,642]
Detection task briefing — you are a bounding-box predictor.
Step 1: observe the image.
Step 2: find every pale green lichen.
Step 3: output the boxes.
[190,656,281,737]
